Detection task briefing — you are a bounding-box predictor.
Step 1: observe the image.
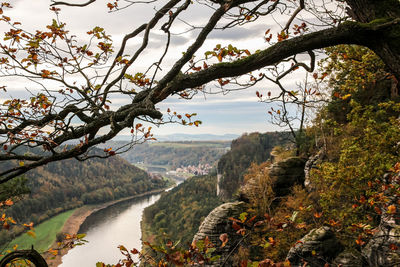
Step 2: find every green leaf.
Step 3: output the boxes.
[239,212,248,222]
[76,233,86,239]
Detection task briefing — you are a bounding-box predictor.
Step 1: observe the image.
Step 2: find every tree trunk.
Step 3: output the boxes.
[346,0,400,80]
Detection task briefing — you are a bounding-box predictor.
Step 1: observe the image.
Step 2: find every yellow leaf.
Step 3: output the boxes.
[341,94,352,100]
[19,161,24,167]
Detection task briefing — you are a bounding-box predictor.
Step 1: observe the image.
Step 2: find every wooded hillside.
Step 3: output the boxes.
[217,132,291,200]
[142,174,221,247]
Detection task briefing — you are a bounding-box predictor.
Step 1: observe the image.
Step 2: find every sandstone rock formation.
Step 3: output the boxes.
[192,201,246,266]
[303,149,325,191]
[269,157,306,196]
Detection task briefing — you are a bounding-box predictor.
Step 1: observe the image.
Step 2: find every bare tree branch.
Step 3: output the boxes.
[50,0,96,7]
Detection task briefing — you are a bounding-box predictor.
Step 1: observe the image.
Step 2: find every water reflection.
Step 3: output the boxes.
[60,194,161,267]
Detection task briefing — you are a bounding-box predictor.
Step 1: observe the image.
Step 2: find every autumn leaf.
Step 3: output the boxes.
[374,206,382,215]
[232,221,241,231]
[194,120,201,127]
[217,52,223,62]
[295,222,307,229]
[387,205,396,214]
[313,212,322,218]
[27,230,36,238]
[268,237,276,247]
[341,94,352,100]
[355,235,365,246]
[219,233,228,248]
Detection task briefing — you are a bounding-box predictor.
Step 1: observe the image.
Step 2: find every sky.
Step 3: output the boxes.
[0,0,326,138]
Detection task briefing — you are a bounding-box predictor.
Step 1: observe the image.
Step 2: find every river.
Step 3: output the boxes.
[60,193,162,266]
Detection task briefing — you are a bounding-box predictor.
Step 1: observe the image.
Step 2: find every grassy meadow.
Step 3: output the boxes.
[3,209,76,254]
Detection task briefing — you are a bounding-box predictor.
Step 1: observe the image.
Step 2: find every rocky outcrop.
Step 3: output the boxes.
[269,157,306,196]
[362,169,400,266]
[192,201,246,266]
[304,149,325,191]
[362,223,400,266]
[286,226,343,266]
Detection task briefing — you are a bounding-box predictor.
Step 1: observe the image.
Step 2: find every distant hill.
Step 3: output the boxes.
[99,140,231,173]
[155,133,239,141]
[110,133,239,142]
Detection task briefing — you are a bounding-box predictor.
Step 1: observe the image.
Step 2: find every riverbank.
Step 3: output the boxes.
[43,188,167,267]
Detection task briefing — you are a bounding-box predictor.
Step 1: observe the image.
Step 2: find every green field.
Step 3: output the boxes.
[4,209,76,253]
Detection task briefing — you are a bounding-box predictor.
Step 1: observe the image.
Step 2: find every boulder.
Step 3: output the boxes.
[286,226,343,266]
[362,223,400,266]
[192,201,246,266]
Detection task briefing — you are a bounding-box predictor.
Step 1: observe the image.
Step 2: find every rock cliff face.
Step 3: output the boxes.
[269,157,306,196]
[303,149,325,191]
[192,201,246,266]
[362,169,400,267]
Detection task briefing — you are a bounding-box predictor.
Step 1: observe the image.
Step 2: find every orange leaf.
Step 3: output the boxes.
[232,221,241,231]
[388,205,396,214]
[355,235,365,246]
[217,52,223,62]
[313,212,322,218]
[27,230,36,238]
